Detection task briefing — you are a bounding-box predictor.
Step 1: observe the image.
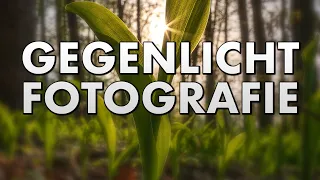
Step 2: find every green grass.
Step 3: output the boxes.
[1,101,320,179]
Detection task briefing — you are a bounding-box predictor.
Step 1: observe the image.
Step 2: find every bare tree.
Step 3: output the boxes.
[205,6,215,124]
[56,0,66,82]
[280,0,288,81]
[251,0,272,128]
[0,0,36,109]
[118,0,128,106]
[223,0,230,130]
[279,0,289,129]
[137,0,142,41]
[190,46,199,123]
[237,0,250,82]
[191,47,199,83]
[292,1,316,179]
[291,0,316,128]
[118,0,125,20]
[40,0,46,41]
[66,0,83,81]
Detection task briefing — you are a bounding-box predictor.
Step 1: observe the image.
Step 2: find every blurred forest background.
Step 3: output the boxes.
[0,0,320,179]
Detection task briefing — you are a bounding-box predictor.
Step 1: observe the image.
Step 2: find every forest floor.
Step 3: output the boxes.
[0,149,317,180]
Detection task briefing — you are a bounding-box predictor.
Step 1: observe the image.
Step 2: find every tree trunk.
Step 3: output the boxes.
[223,0,230,131]
[190,46,199,126]
[56,0,65,50]
[205,5,216,124]
[56,0,64,81]
[40,0,46,41]
[280,0,288,82]
[56,0,67,102]
[137,0,142,41]
[251,0,272,129]
[292,1,315,180]
[279,0,289,131]
[118,0,124,20]
[0,0,36,110]
[291,0,315,128]
[117,0,128,106]
[66,0,83,81]
[191,47,198,83]
[237,0,250,82]
[39,0,49,86]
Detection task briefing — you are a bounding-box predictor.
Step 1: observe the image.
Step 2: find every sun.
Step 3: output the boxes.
[148,14,168,48]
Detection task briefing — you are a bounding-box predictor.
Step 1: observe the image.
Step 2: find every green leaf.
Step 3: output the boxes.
[172,122,191,132]
[65,2,144,65]
[217,117,225,129]
[225,133,246,163]
[97,95,117,178]
[158,0,211,83]
[66,2,171,179]
[156,114,171,177]
[171,126,193,151]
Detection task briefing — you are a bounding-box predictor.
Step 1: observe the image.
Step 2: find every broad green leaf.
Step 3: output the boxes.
[156,114,171,177]
[97,95,117,178]
[225,133,246,163]
[158,0,211,83]
[66,2,171,179]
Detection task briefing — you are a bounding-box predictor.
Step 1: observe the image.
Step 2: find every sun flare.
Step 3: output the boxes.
[149,14,168,47]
